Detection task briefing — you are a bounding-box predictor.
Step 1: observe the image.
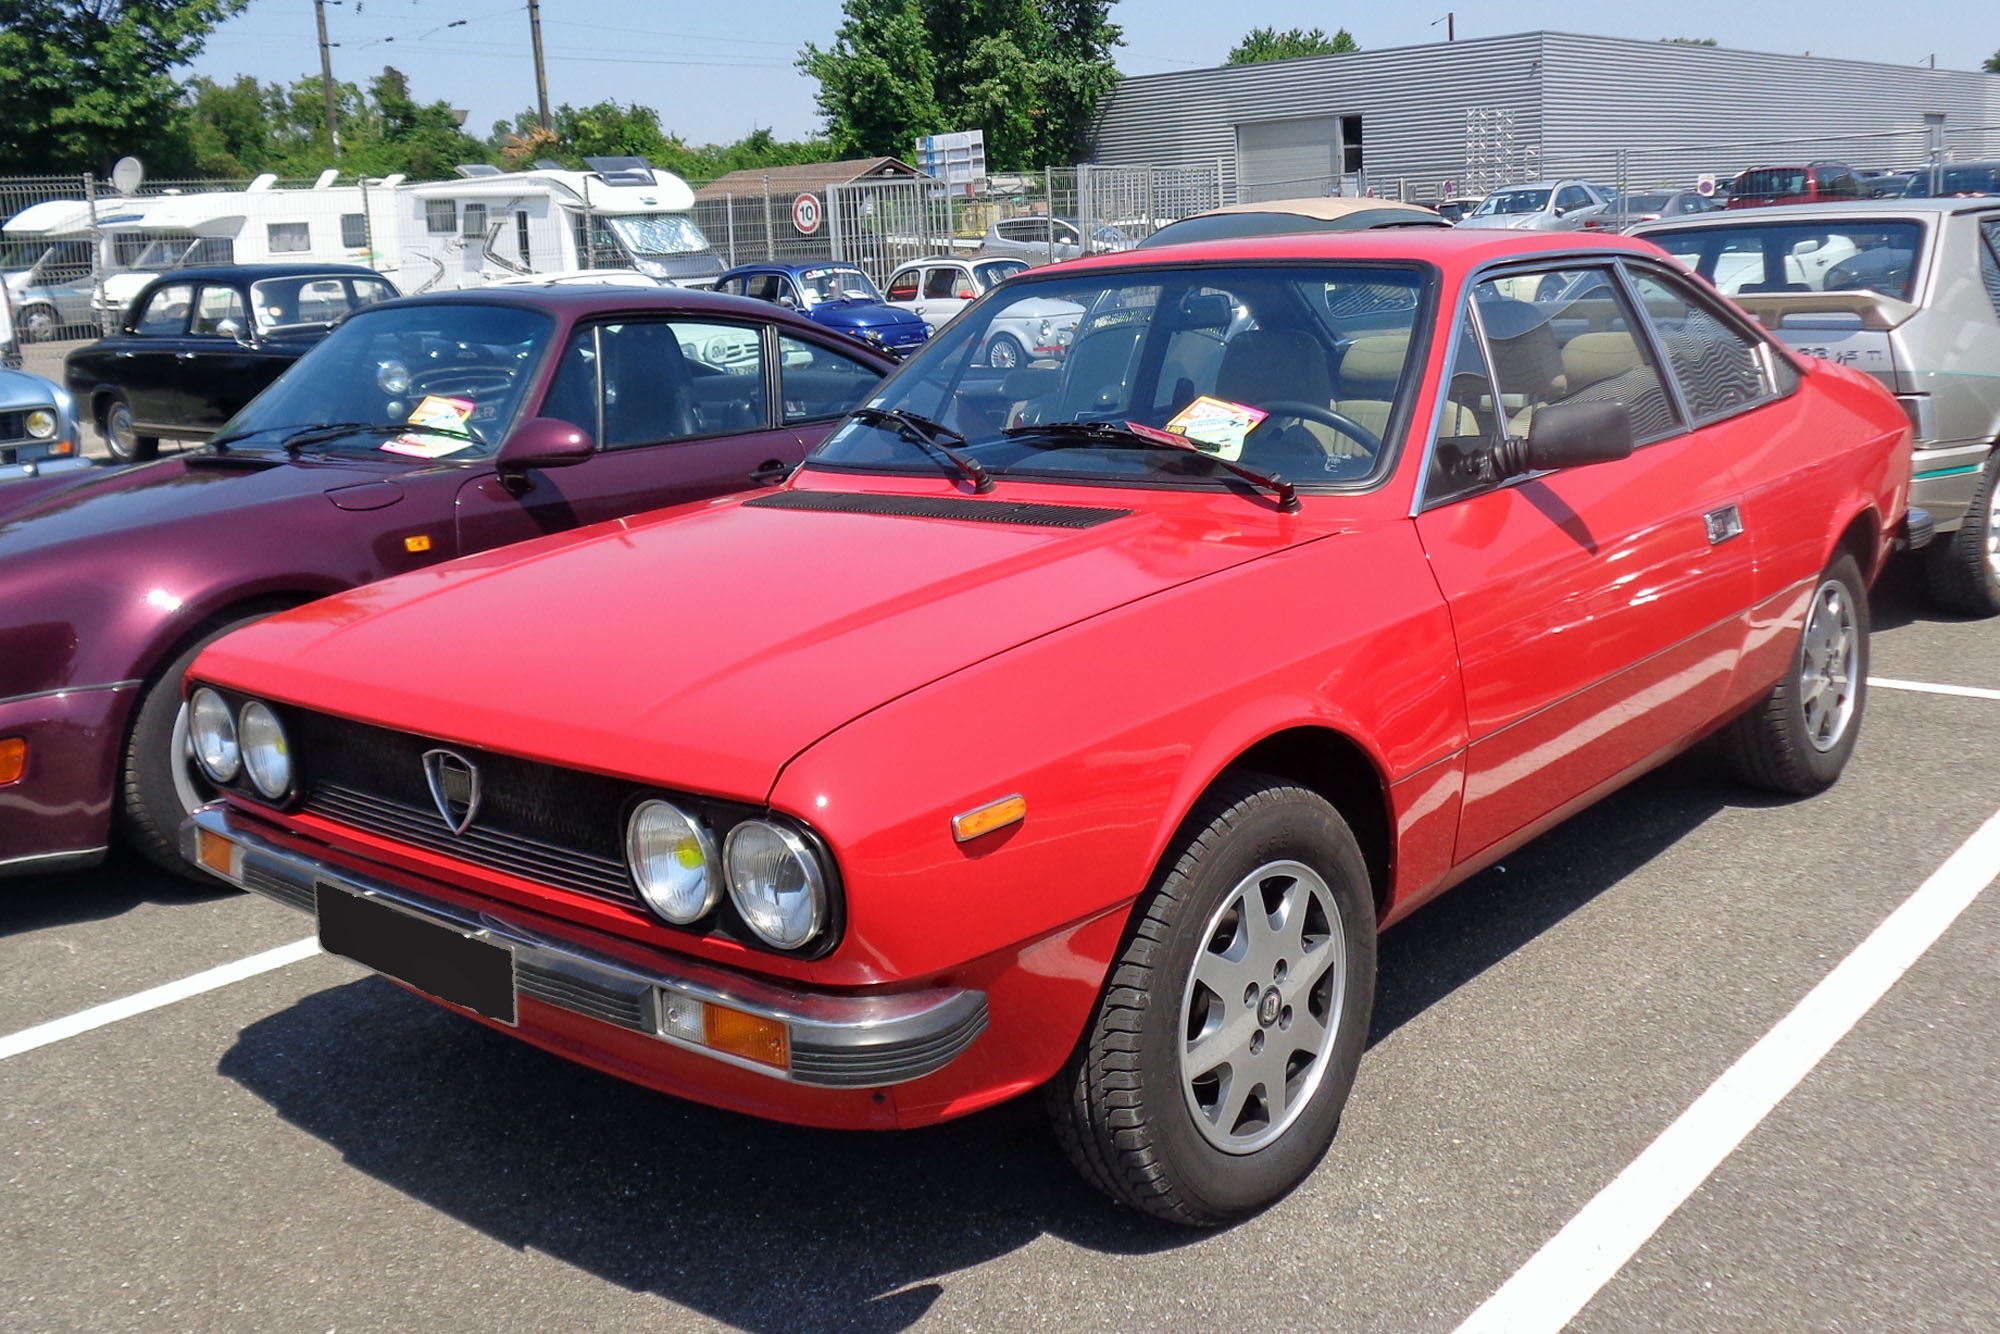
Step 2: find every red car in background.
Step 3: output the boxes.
[0,286,892,879]
[1727,161,1871,208]
[184,231,1911,1224]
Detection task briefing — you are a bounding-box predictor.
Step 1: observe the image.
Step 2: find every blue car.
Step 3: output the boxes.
[714,262,929,356]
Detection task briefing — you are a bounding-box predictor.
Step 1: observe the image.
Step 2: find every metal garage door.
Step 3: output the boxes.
[1237,117,1339,201]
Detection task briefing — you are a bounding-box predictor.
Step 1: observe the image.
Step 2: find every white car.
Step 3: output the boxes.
[884,255,1082,368]
[1455,179,1613,232]
[883,256,1028,330]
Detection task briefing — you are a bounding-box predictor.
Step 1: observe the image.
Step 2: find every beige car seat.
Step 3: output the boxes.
[1213,329,1360,462]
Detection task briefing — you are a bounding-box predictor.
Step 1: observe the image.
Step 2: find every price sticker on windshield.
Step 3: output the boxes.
[1162,396,1269,462]
[382,395,478,459]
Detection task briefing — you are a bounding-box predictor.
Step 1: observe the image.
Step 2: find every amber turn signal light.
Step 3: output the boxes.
[703,1004,790,1069]
[195,827,242,882]
[952,793,1026,843]
[404,534,433,553]
[0,737,25,785]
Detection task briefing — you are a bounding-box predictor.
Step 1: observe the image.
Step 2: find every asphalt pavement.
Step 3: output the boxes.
[2,569,1996,1332]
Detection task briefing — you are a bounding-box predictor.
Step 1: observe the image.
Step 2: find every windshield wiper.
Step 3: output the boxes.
[848,405,994,494]
[1002,420,1300,513]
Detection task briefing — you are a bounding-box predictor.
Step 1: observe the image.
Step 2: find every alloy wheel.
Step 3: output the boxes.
[1799,576,1859,752]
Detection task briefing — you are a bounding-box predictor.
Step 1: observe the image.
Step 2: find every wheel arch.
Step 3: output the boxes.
[1831,503,1885,583]
[129,588,330,699]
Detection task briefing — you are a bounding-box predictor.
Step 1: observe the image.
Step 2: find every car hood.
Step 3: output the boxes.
[199,483,1321,803]
[0,452,404,559]
[812,301,924,331]
[0,366,59,407]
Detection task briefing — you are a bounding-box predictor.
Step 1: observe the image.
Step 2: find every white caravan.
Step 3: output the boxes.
[0,196,217,336]
[393,157,725,292]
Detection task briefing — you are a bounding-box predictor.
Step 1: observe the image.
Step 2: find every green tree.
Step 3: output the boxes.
[1225,26,1358,65]
[799,0,1121,169]
[1984,49,2000,73]
[1661,37,1719,46]
[0,0,250,172]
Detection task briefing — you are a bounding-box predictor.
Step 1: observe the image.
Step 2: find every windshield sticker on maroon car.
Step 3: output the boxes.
[1161,396,1269,462]
[381,394,478,458]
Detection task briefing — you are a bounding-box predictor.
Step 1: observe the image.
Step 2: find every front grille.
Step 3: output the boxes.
[288,711,683,908]
[0,410,24,443]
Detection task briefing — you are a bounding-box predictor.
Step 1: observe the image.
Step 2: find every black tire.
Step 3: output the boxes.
[1046,773,1376,1226]
[1921,451,2000,616]
[985,333,1024,369]
[101,392,160,463]
[118,613,273,877]
[1721,552,1868,795]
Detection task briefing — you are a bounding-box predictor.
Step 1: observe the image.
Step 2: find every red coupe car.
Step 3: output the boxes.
[182,231,1912,1224]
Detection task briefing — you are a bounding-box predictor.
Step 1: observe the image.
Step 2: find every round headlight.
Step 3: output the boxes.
[724,819,827,950]
[188,688,240,783]
[238,700,292,799]
[24,409,56,439]
[376,359,411,395]
[627,799,720,924]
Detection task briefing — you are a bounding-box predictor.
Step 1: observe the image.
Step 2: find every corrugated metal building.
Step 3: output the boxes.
[1088,31,2000,202]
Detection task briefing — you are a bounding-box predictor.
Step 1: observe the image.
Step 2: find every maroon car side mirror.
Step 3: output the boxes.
[495,417,595,483]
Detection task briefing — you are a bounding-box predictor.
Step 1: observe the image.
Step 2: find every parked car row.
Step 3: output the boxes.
[1,208,1979,1225]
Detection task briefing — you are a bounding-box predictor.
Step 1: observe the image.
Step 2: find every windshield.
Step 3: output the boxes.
[0,240,49,272]
[213,303,552,459]
[603,213,712,257]
[1475,190,1551,216]
[797,266,881,307]
[1649,221,1926,302]
[811,263,1429,494]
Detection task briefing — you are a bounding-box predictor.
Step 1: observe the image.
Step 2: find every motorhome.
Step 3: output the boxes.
[0,196,203,339]
[394,157,725,291]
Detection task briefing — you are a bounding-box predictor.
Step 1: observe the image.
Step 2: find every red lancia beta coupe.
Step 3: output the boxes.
[182,230,1913,1225]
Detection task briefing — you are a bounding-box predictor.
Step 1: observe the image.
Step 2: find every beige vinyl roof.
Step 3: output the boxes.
[1197,196,1441,221]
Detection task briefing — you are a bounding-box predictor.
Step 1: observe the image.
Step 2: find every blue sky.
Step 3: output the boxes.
[189,1,1997,148]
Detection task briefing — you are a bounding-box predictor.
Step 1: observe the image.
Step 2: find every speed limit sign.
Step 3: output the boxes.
[792,193,823,235]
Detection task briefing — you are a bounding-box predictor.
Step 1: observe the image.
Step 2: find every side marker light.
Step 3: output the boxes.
[196,828,243,882]
[952,793,1026,843]
[0,737,24,785]
[404,534,433,553]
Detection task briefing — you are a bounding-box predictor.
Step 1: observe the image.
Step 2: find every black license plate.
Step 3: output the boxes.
[316,884,516,1024]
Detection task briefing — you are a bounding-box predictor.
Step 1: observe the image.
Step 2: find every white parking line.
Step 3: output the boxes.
[1868,676,2000,702]
[0,937,321,1062]
[1454,805,2000,1334]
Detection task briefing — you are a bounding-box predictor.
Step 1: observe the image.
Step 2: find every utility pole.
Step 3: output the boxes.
[528,0,551,130]
[315,0,341,154]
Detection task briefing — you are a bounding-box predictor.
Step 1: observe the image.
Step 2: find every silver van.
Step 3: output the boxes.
[1639,199,2000,613]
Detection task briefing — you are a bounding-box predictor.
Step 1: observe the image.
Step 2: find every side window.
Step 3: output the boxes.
[1423,319,1506,508]
[1627,270,1779,422]
[1978,220,2000,321]
[191,284,247,336]
[595,319,767,447]
[779,334,884,423]
[1472,267,1680,442]
[133,282,193,336]
[885,270,920,302]
[425,199,456,234]
[267,221,311,254]
[463,203,488,238]
[921,267,959,300]
[541,326,601,441]
[49,240,93,280]
[1555,186,1588,213]
[340,213,367,248]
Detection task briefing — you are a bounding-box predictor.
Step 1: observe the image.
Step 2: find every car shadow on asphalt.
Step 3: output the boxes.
[0,849,235,938]
[219,979,1188,1332]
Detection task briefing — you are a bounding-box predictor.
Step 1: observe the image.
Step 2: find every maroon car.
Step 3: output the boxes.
[0,285,893,878]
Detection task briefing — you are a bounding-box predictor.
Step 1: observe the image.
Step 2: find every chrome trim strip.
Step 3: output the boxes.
[0,679,142,709]
[0,845,109,872]
[1407,278,1478,517]
[182,806,988,1088]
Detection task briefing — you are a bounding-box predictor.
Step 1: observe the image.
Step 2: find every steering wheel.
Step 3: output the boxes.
[1248,400,1383,455]
[410,367,515,401]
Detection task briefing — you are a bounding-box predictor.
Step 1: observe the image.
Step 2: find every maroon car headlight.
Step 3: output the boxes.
[238,700,293,800]
[627,798,721,924]
[189,688,241,784]
[723,819,828,950]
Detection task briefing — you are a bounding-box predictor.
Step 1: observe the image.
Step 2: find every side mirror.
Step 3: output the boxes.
[495,417,594,484]
[1498,400,1635,476]
[216,317,248,344]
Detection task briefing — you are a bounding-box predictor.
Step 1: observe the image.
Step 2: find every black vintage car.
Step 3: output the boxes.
[63,263,398,461]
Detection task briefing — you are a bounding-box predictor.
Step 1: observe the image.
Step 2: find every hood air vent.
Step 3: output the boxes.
[743,491,1132,529]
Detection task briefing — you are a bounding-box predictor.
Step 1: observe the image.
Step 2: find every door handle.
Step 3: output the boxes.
[749,458,793,487]
[175,351,197,360]
[1704,504,1744,545]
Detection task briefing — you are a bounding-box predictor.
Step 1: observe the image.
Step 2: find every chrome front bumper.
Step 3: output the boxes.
[182,805,987,1088]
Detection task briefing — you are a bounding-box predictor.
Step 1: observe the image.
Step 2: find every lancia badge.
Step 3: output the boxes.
[422,749,481,833]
